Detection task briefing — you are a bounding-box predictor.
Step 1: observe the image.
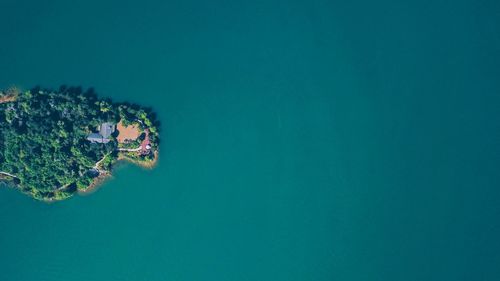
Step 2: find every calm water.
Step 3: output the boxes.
[1,1,500,280]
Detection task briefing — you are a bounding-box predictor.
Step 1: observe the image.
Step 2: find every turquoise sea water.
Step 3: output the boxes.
[1,1,500,280]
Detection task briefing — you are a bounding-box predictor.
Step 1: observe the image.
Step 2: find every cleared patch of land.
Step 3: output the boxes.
[0,87,19,103]
[116,121,141,143]
[0,95,16,103]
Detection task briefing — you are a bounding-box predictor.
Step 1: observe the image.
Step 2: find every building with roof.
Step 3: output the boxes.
[99,122,115,138]
[87,133,109,144]
[87,122,116,144]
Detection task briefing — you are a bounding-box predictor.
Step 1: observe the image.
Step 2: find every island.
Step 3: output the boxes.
[0,86,160,201]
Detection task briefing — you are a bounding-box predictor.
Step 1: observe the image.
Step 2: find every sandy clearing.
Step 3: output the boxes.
[116,121,141,143]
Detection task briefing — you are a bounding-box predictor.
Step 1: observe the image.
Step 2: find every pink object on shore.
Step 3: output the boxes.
[140,129,151,155]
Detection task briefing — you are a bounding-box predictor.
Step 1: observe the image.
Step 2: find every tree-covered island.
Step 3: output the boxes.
[0,86,160,201]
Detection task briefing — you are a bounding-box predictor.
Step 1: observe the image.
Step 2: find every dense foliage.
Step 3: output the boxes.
[0,86,159,201]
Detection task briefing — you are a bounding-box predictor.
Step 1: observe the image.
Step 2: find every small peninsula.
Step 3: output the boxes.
[0,86,160,201]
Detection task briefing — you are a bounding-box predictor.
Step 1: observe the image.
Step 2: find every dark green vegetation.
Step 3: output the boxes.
[0,86,159,201]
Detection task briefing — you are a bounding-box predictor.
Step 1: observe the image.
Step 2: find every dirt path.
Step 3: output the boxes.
[93,153,112,170]
[0,171,18,179]
[117,147,142,152]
